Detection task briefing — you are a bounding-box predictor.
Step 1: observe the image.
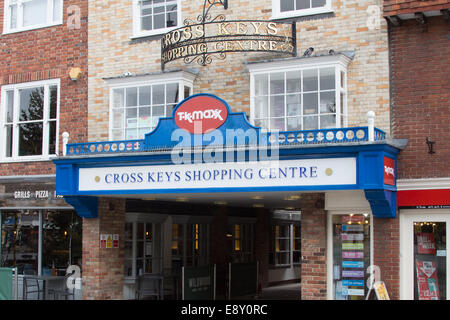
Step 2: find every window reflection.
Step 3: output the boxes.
[0,210,82,276]
[414,222,446,300]
[42,211,82,275]
[0,211,39,274]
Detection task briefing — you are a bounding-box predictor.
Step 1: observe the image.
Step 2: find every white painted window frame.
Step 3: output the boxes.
[0,78,60,163]
[271,0,333,20]
[248,54,350,132]
[3,0,63,34]
[400,209,450,300]
[132,0,182,39]
[106,71,195,141]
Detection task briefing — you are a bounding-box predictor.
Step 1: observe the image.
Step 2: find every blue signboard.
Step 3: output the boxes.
[342,280,365,287]
[342,261,364,268]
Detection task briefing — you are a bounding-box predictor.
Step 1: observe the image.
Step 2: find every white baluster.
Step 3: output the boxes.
[62,132,70,156]
[367,111,375,142]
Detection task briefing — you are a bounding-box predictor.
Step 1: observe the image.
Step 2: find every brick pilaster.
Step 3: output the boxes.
[300,193,327,300]
[373,217,400,300]
[81,197,126,300]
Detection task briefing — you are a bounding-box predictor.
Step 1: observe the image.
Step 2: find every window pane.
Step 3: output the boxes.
[166,104,176,116]
[286,94,301,116]
[280,0,294,12]
[139,86,151,106]
[287,117,302,131]
[255,74,268,96]
[184,86,191,99]
[126,108,137,121]
[42,211,82,274]
[113,89,124,109]
[286,71,301,93]
[126,87,138,107]
[167,11,177,28]
[303,116,318,130]
[254,119,269,130]
[270,95,285,118]
[270,118,285,131]
[320,67,335,90]
[53,0,62,22]
[6,91,14,123]
[414,222,446,300]
[270,73,285,95]
[49,85,58,119]
[154,5,165,14]
[23,0,47,27]
[312,0,327,8]
[112,109,124,129]
[19,122,43,156]
[320,91,336,113]
[9,4,17,29]
[255,96,269,118]
[303,69,318,92]
[138,127,151,137]
[5,125,13,157]
[1,211,39,275]
[126,128,138,140]
[276,252,290,265]
[141,16,152,31]
[48,120,57,154]
[152,105,165,118]
[320,114,336,129]
[166,83,179,104]
[152,85,165,105]
[153,14,165,29]
[296,0,310,10]
[112,129,123,140]
[19,87,44,121]
[304,92,318,115]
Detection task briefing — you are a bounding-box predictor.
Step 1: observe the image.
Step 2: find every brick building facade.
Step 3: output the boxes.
[0,0,87,293]
[384,0,450,300]
[3,0,447,301]
[73,0,398,301]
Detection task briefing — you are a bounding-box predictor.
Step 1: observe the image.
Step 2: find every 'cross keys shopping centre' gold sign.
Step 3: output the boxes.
[161,19,297,70]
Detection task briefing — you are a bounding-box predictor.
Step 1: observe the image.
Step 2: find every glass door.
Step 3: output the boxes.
[400,211,450,300]
[329,213,372,300]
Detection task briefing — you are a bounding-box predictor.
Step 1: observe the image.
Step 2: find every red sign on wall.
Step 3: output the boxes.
[416,260,440,300]
[174,95,228,134]
[417,232,436,255]
[384,157,395,186]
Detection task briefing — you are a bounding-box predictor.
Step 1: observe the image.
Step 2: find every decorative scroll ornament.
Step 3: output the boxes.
[161,0,297,70]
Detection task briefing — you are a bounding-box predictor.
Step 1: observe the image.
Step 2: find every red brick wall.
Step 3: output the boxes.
[300,193,327,300]
[0,0,88,176]
[373,217,400,300]
[390,16,450,180]
[384,0,450,16]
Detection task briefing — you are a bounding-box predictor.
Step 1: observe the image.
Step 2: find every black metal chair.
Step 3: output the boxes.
[23,277,44,300]
[136,274,164,300]
[47,272,75,300]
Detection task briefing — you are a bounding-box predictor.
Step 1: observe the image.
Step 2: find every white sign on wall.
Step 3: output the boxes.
[78,158,357,192]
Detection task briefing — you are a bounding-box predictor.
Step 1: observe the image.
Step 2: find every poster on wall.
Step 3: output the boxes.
[416,260,440,300]
[340,215,366,299]
[417,232,437,255]
[374,281,390,300]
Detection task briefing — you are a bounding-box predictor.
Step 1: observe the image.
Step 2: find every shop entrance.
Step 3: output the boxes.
[122,191,303,300]
[400,210,450,300]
